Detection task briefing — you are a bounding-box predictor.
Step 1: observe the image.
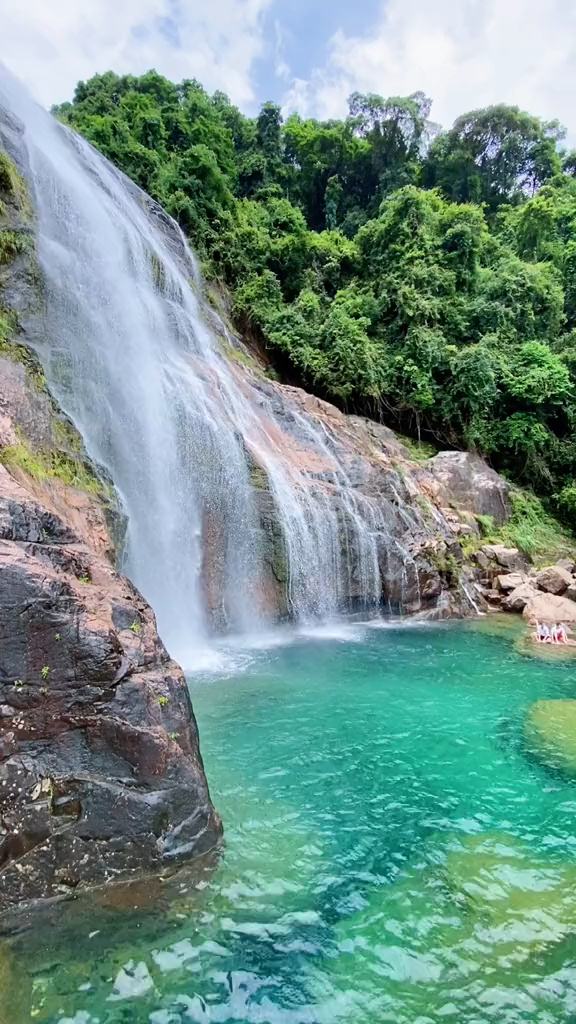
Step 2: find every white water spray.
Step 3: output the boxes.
[0,72,426,665]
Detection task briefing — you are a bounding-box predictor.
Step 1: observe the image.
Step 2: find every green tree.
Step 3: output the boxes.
[425,105,563,211]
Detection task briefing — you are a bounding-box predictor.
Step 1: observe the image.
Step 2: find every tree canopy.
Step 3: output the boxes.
[54,72,576,526]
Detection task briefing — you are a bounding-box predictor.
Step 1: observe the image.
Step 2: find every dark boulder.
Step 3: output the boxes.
[0,467,221,909]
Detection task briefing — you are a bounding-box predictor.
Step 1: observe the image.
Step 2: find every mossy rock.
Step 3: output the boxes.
[443,833,576,918]
[0,943,31,1024]
[0,152,30,219]
[0,437,108,497]
[524,699,576,775]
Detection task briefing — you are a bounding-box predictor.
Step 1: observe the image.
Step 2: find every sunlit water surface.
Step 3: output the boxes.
[4,618,576,1024]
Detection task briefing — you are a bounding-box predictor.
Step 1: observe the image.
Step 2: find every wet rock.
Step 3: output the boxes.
[524,700,576,775]
[536,564,573,595]
[0,466,221,909]
[502,582,538,612]
[522,592,576,626]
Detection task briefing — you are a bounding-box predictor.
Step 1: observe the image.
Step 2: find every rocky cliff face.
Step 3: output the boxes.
[213,355,506,622]
[0,149,221,910]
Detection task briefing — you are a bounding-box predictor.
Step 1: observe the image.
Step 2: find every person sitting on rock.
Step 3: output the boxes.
[550,623,558,643]
[537,618,549,643]
[557,622,568,644]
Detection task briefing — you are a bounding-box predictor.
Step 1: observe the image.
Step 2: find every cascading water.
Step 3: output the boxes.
[0,70,424,665]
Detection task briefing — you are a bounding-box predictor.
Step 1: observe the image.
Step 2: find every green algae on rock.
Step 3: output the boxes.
[524,699,576,774]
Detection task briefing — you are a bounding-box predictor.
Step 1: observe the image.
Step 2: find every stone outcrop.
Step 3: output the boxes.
[535,565,572,595]
[242,380,483,620]
[0,464,221,908]
[426,451,511,525]
[481,545,530,572]
[522,592,576,626]
[497,572,527,592]
[503,582,537,612]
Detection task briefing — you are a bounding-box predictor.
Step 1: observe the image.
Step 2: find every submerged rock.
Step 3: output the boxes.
[524,700,576,775]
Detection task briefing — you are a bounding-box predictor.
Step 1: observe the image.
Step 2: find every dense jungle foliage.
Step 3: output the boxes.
[55,72,576,523]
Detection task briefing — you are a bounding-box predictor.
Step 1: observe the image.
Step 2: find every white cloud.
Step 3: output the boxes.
[1,0,272,108]
[282,0,576,141]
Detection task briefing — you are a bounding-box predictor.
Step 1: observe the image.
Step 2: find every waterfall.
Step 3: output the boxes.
[0,71,421,665]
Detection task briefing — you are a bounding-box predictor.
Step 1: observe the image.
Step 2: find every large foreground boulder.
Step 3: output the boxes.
[0,467,222,909]
[522,592,576,626]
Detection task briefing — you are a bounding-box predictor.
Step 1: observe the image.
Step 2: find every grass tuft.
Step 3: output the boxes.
[0,438,106,496]
[462,490,575,565]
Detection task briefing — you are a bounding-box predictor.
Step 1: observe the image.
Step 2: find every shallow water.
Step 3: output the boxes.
[4,618,576,1024]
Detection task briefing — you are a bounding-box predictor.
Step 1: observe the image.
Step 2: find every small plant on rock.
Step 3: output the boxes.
[130,620,142,635]
[157,696,169,708]
[40,666,50,680]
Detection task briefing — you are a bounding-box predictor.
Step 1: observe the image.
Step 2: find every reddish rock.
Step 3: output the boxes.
[426,451,511,525]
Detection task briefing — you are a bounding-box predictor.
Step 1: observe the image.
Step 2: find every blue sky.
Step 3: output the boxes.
[252,0,381,104]
[2,1,576,139]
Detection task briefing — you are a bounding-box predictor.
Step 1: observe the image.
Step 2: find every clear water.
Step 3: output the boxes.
[4,619,576,1024]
